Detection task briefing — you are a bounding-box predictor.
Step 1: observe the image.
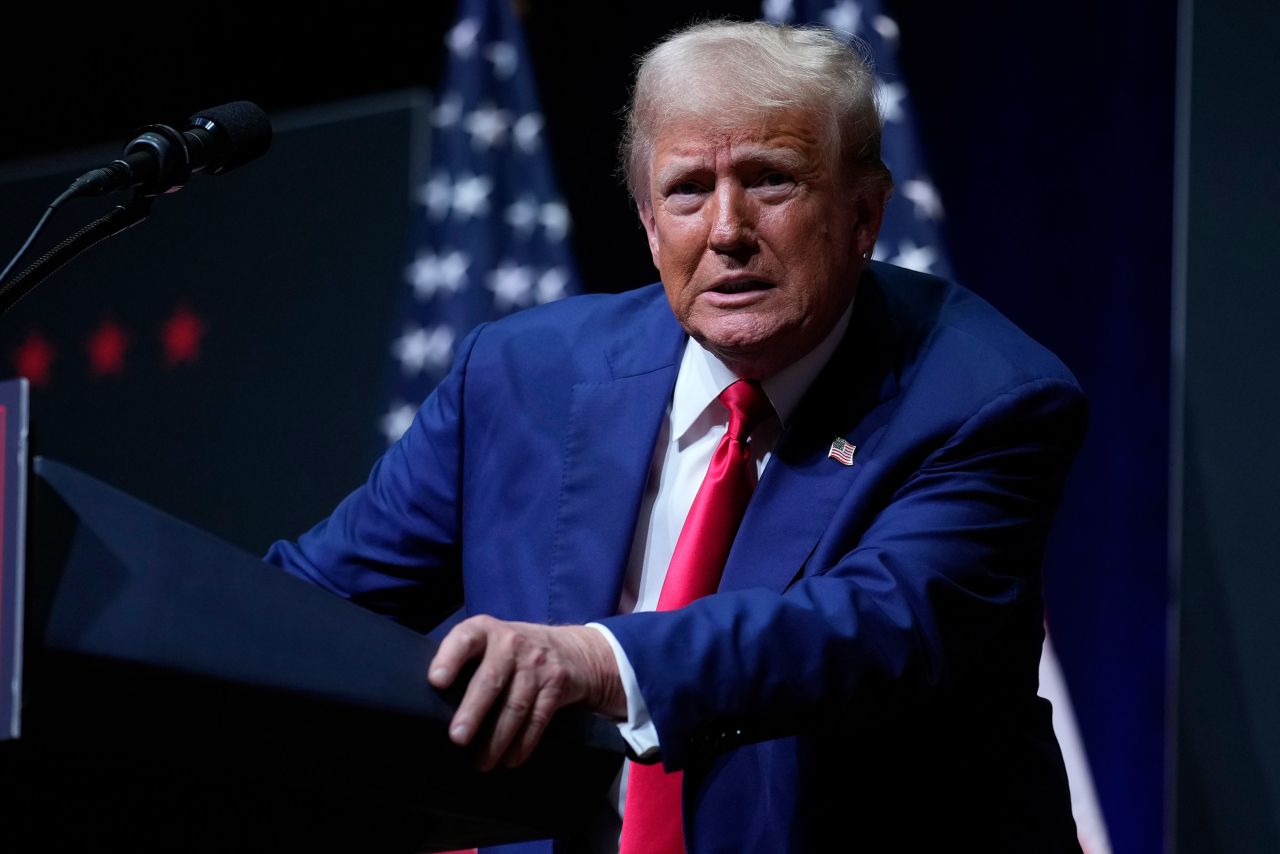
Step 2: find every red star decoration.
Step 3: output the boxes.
[161,305,205,367]
[14,330,54,387]
[87,318,130,377]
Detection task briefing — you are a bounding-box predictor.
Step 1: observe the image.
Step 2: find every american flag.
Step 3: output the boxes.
[828,437,856,465]
[380,0,580,444]
[762,3,1111,852]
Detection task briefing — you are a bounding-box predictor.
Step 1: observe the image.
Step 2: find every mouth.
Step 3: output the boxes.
[709,279,773,295]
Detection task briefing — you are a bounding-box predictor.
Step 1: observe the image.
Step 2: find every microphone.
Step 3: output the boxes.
[70,101,272,198]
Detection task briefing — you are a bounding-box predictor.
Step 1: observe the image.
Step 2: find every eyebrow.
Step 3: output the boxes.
[654,147,810,189]
[737,146,808,173]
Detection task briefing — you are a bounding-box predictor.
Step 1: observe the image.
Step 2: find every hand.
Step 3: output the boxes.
[428,616,626,770]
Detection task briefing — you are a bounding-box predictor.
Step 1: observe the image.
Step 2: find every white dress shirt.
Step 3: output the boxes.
[586,299,853,841]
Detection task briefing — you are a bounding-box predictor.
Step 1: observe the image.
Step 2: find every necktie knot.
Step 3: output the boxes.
[719,379,773,442]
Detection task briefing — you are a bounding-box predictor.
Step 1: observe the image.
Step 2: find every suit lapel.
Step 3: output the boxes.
[719,278,904,594]
[545,274,907,611]
[546,294,685,624]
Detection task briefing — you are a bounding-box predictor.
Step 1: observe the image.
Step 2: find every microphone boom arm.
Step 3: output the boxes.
[0,191,153,318]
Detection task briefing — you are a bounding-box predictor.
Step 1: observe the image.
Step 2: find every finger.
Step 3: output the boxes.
[477,665,538,771]
[502,685,562,769]
[449,641,514,748]
[429,617,491,690]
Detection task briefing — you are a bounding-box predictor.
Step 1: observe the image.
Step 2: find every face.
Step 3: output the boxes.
[640,108,882,378]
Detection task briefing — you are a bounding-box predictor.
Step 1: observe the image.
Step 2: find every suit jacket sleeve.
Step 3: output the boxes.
[597,372,1086,771]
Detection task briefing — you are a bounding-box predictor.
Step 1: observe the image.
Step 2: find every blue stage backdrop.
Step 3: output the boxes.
[886,5,1175,853]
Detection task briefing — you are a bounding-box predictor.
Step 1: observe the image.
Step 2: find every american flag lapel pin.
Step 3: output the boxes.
[828,437,856,466]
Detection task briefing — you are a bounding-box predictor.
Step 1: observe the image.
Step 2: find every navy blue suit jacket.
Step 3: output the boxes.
[268,262,1085,852]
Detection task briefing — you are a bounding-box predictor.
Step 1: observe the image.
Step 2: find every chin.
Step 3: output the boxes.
[696,322,771,355]
[697,324,799,375]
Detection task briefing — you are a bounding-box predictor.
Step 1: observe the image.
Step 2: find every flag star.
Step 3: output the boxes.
[505,196,540,237]
[447,18,481,58]
[485,41,518,79]
[406,253,441,295]
[415,172,453,220]
[487,262,535,310]
[872,14,900,46]
[406,250,469,300]
[890,240,938,273]
[380,401,417,444]
[512,113,544,153]
[902,178,945,221]
[421,326,457,370]
[452,173,493,218]
[464,105,511,150]
[762,0,793,23]
[823,1,862,37]
[392,324,456,376]
[536,268,570,304]
[432,93,463,128]
[539,202,571,242]
[437,250,470,291]
[877,79,908,123]
[871,243,889,262]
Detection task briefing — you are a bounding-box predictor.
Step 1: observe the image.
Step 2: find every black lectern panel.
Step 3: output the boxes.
[1,459,624,852]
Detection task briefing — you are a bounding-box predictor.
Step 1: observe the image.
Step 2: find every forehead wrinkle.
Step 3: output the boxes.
[733,145,808,173]
[652,132,816,188]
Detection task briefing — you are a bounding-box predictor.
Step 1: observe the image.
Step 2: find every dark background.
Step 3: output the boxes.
[3,2,1274,852]
[1178,0,1280,851]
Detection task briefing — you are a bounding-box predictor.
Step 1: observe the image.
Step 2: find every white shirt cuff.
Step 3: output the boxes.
[585,622,661,760]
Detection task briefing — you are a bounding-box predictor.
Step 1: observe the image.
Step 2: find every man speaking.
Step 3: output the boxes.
[268,20,1085,853]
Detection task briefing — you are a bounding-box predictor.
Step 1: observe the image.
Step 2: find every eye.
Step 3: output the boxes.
[669,180,706,196]
[756,171,794,189]
[661,178,709,213]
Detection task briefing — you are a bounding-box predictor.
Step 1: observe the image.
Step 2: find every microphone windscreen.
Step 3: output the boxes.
[187,101,272,173]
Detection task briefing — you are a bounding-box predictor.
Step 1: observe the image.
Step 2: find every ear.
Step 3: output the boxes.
[637,199,661,269]
[852,189,888,261]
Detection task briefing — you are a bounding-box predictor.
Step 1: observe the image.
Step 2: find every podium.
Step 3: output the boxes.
[1,458,625,852]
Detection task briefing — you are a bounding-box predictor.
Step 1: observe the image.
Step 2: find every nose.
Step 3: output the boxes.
[707,181,756,256]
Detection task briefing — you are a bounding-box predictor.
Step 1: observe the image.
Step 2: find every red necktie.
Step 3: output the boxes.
[619,379,774,854]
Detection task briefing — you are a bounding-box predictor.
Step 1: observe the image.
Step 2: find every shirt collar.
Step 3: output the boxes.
[669,297,855,443]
